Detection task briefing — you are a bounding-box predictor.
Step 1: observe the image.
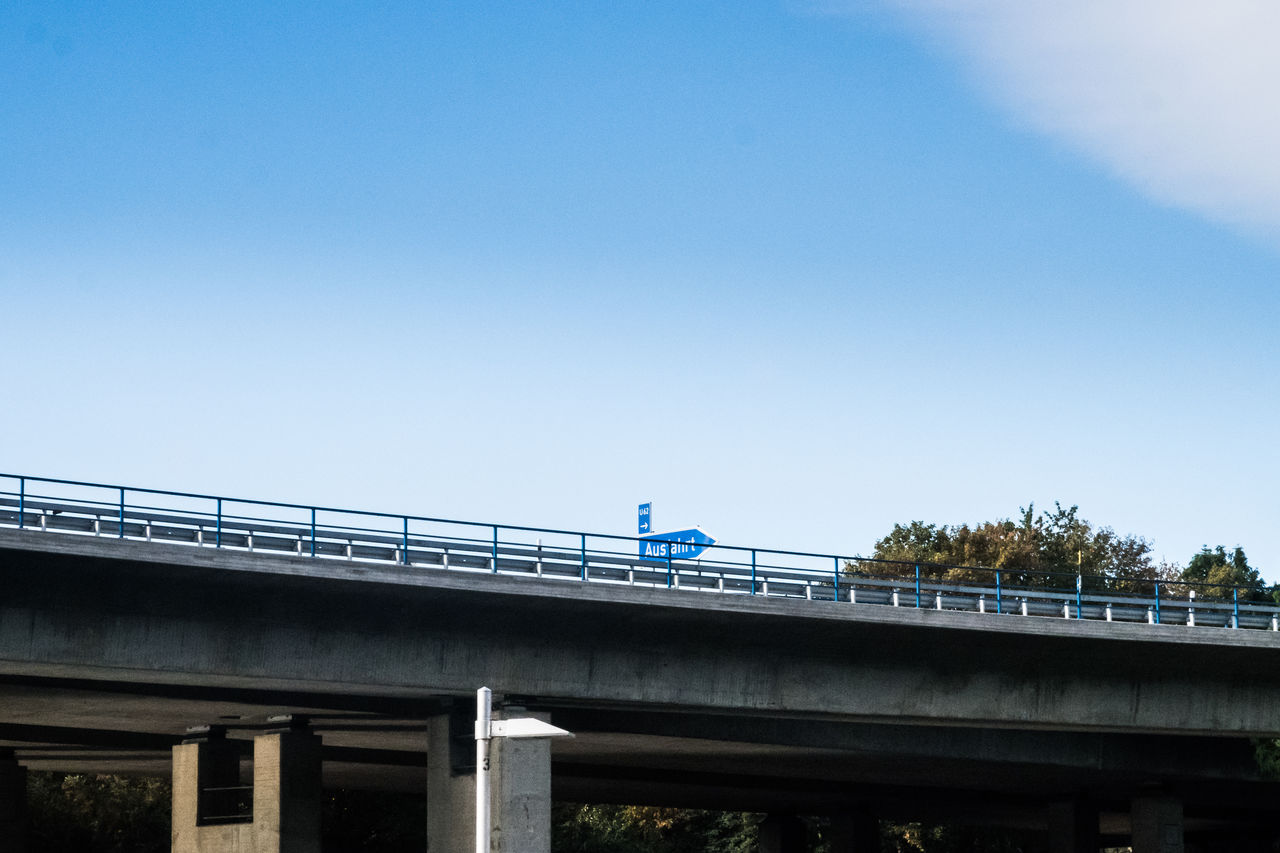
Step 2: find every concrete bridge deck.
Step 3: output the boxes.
[0,521,1278,850]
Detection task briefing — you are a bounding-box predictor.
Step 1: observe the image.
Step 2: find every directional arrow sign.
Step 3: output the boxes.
[639,528,716,561]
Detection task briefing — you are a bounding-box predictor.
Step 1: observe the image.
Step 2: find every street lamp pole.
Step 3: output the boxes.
[476,687,493,853]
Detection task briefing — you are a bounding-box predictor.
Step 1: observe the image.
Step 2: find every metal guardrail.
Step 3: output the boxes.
[1,474,1276,632]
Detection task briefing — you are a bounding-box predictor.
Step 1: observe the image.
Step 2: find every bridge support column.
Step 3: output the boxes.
[427,711,474,853]
[172,728,243,853]
[827,810,878,853]
[250,725,322,853]
[427,706,554,853]
[489,707,553,853]
[172,723,322,853]
[1048,798,1098,853]
[1132,794,1183,853]
[0,749,28,853]
[759,814,806,853]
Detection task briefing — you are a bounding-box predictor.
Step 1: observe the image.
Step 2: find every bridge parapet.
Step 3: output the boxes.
[2,473,1276,633]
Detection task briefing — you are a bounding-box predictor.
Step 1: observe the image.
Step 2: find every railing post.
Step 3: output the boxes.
[402,516,408,565]
[666,549,673,589]
[118,487,125,538]
[914,564,921,608]
[1154,582,1161,624]
[580,533,587,581]
[17,477,23,529]
[750,550,757,595]
[1076,574,1082,619]
[491,526,499,573]
[1233,587,1239,629]
[310,508,316,557]
[833,557,840,601]
[216,498,222,547]
[995,570,1002,614]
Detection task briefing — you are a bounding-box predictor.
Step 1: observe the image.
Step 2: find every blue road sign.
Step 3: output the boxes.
[640,528,716,561]
[638,502,651,535]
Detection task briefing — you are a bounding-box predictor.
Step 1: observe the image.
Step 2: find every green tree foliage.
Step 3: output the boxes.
[552,804,759,853]
[1181,545,1269,602]
[1253,739,1280,781]
[28,772,171,853]
[883,821,1039,853]
[851,503,1165,593]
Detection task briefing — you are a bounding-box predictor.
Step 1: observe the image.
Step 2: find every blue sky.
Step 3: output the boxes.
[2,1,1277,575]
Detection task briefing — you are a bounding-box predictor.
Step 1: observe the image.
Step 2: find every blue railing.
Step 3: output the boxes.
[0,473,1276,632]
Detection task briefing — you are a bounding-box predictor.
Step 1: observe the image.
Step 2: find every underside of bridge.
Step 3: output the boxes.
[1,527,1279,852]
[0,675,1276,851]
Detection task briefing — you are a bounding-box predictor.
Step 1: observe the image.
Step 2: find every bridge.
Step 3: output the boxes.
[0,474,1277,853]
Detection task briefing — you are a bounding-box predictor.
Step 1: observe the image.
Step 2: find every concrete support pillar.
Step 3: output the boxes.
[427,706,554,853]
[827,810,878,853]
[172,724,322,853]
[488,708,552,853]
[1047,798,1098,853]
[1132,794,1184,853]
[427,711,475,853]
[173,728,246,853]
[759,814,806,853]
[251,727,322,853]
[0,749,28,853]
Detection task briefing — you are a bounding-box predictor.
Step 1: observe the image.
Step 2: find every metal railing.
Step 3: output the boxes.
[1,474,1276,632]
[199,785,253,825]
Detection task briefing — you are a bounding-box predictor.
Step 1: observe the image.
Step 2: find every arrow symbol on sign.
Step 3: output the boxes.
[639,527,717,561]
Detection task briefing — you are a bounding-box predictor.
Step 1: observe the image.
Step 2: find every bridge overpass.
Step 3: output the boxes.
[0,475,1278,853]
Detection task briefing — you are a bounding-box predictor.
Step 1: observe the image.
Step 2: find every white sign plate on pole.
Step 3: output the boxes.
[489,718,574,739]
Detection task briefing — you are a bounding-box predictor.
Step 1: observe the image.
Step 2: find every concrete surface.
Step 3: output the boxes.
[1,527,1279,841]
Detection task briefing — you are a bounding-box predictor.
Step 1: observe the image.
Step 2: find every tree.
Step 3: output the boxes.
[28,773,170,853]
[1181,545,1269,603]
[851,503,1159,592]
[552,804,759,853]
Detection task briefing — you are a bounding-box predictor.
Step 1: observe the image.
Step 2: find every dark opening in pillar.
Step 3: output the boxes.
[184,725,253,826]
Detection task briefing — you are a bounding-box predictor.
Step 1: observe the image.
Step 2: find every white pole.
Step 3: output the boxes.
[475,686,491,853]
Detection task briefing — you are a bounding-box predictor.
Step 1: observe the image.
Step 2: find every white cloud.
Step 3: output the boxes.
[870,0,1280,240]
